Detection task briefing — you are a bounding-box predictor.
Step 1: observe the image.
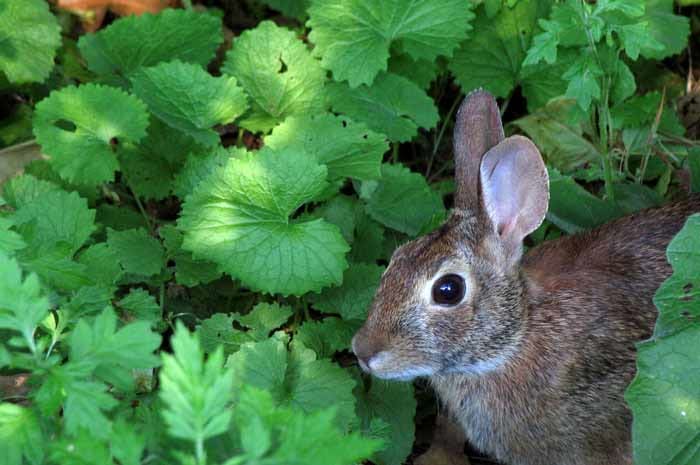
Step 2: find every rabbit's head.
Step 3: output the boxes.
[352,90,550,381]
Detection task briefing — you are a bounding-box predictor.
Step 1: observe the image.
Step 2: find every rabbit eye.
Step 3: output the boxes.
[432,274,465,306]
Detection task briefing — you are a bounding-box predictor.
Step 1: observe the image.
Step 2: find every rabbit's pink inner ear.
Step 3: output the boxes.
[479,135,549,251]
[453,90,504,211]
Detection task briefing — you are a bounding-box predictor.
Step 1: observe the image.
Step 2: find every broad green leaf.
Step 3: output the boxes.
[95,204,148,232]
[316,195,358,244]
[228,337,358,428]
[265,114,388,181]
[1,174,61,210]
[130,61,248,146]
[49,430,111,465]
[510,99,600,172]
[328,73,439,142]
[33,84,149,186]
[307,0,474,87]
[178,148,350,296]
[295,318,360,358]
[546,169,623,233]
[222,21,327,132]
[626,325,700,465]
[364,163,445,236]
[78,8,222,83]
[117,289,161,326]
[19,251,91,292]
[78,243,123,288]
[111,420,146,465]
[106,228,165,278]
[0,404,44,465]
[236,303,293,339]
[356,380,416,465]
[351,210,386,264]
[173,146,241,200]
[197,313,251,356]
[449,0,553,98]
[62,379,119,438]
[12,188,96,256]
[0,253,49,352]
[640,0,690,60]
[160,224,221,287]
[258,0,309,20]
[310,263,384,320]
[0,0,60,84]
[387,54,439,90]
[160,323,234,445]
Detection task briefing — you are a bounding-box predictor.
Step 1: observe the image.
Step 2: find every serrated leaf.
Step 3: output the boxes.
[364,163,445,236]
[351,209,386,264]
[106,228,165,277]
[310,263,384,320]
[640,0,690,60]
[20,250,91,292]
[63,379,119,438]
[237,303,293,339]
[78,243,123,288]
[179,148,349,296]
[197,313,252,356]
[130,61,248,146]
[294,318,359,358]
[111,420,146,465]
[160,323,234,445]
[356,379,416,465]
[266,114,387,181]
[117,289,161,325]
[259,0,309,20]
[0,217,25,255]
[1,174,61,210]
[78,8,222,84]
[449,0,553,98]
[316,195,358,244]
[388,54,439,90]
[563,53,603,111]
[12,188,96,256]
[307,0,474,86]
[172,146,241,200]
[222,21,327,132]
[33,84,149,186]
[228,337,357,429]
[49,430,111,465]
[328,73,438,142]
[0,0,61,84]
[0,404,44,465]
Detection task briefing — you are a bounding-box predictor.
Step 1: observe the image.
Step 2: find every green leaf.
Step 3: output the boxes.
[626,324,700,465]
[178,148,350,296]
[258,0,309,20]
[265,114,388,181]
[510,99,600,172]
[130,60,248,146]
[33,84,149,186]
[0,0,61,84]
[160,224,221,287]
[12,188,96,256]
[173,146,240,200]
[364,163,445,236]
[387,54,439,90]
[77,8,222,83]
[310,263,384,320]
[160,322,234,445]
[0,217,26,255]
[316,195,358,244]
[197,313,251,356]
[49,430,111,465]
[640,0,690,60]
[78,243,123,288]
[295,318,360,358]
[546,169,624,233]
[689,148,700,194]
[236,302,293,339]
[111,420,146,465]
[222,21,327,133]
[0,253,49,352]
[106,228,165,278]
[449,0,553,98]
[307,0,474,87]
[2,174,61,210]
[228,336,358,429]
[20,251,91,292]
[356,379,416,465]
[62,379,119,438]
[563,53,603,111]
[328,73,438,142]
[0,404,43,465]
[117,289,161,326]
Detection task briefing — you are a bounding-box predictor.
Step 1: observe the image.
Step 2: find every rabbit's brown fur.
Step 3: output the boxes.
[352,90,700,465]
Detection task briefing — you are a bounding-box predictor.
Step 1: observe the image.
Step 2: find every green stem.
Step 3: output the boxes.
[598,78,615,201]
[391,142,399,164]
[130,186,155,233]
[195,436,205,465]
[427,94,462,178]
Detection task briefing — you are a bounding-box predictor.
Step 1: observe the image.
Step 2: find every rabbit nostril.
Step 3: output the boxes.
[352,333,378,372]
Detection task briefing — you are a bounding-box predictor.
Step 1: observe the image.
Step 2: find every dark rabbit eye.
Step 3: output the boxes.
[432,274,466,306]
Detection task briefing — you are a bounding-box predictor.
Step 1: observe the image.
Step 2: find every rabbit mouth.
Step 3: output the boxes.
[361,350,436,381]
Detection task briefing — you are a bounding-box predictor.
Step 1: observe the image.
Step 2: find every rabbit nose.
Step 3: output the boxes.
[352,329,384,372]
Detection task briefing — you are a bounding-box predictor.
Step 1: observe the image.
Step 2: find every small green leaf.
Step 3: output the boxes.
[197,313,251,356]
[364,163,445,236]
[33,84,149,186]
[106,228,165,278]
[179,148,349,296]
[236,303,293,339]
[222,21,327,132]
[295,318,359,358]
[0,0,61,84]
[160,224,221,287]
[130,61,248,146]
[329,73,438,142]
[172,146,240,200]
[78,8,222,83]
[307,0,474,86]
[640,0,690,60]
[265,114,388,181]
[310,263,384,320]
[117,289,161,326]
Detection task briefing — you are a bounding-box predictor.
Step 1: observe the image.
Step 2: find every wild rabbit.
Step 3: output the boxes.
[352,90,700,465]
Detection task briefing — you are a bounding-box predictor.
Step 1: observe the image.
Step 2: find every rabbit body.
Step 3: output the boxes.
[351,90,700,465]
[432,196,700,465]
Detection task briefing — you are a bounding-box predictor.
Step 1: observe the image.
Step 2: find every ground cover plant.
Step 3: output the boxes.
[0,0,698,464]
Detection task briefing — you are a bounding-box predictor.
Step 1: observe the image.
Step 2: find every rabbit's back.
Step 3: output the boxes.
[433,194,700,465]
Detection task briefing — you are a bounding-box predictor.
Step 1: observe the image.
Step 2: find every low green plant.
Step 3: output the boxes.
[0,1,697,464]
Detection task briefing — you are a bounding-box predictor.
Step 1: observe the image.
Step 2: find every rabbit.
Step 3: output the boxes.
[351,89,700,465]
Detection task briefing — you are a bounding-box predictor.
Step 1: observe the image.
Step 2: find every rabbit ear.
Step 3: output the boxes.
[479,135,549,260]
[453,90,504,211]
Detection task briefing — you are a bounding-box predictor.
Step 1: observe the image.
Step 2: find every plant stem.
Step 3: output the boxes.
[598,78,615,201]
[391,142,399,164]
[427,94,462,178]
[130,186,155,232]
[195,436,205,465]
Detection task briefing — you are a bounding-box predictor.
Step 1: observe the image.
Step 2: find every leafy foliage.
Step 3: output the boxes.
[0,2,696,465]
